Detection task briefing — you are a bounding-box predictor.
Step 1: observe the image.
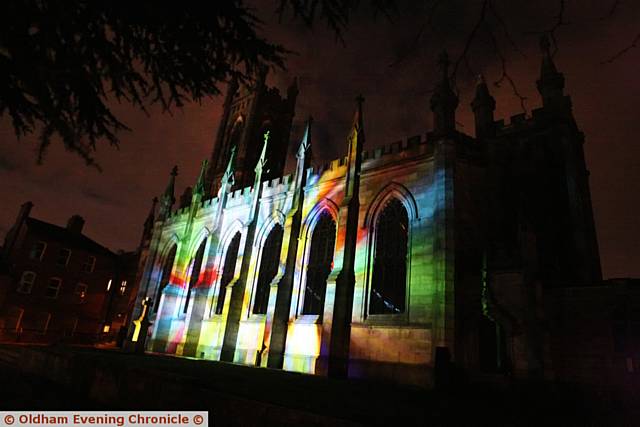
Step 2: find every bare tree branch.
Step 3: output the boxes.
[601,0,622,20]
[485,26,528,112]
[388,0,444,68]
[450,0,489,88]
[276,0,396,45]
[601,31,640,64]
[598,0,640,63]
[524,0,566,58]
[486,0,526,59]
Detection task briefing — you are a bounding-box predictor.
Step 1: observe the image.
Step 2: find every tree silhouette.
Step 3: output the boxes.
[0,1,396,167]
[1,1,635,166]
[1,2,287,167]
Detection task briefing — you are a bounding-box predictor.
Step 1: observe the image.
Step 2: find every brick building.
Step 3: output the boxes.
[0,202,140,344]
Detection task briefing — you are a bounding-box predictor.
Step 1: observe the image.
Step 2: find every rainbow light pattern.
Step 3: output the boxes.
[132,122,452,385]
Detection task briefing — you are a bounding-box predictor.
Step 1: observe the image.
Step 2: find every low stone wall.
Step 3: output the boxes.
[1,344,636,426]
[0,344,431,426]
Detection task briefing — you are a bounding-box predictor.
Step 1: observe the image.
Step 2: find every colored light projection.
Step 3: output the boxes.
[136,119,442,381]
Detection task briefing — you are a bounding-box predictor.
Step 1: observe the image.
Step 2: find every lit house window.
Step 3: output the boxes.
[82,256,96,273]
[56,249,71,267]
[75,283,88,302]
[119,280,127,295]
[45,278,62,299]
[29,241,47,261]
[17,271,37,294]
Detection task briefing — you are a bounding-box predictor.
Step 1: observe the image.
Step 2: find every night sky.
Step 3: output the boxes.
[0,1,638,278]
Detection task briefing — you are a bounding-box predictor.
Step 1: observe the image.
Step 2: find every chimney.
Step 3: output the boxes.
[67,215,85,234]
[18,201,33,222]
[2,201,34,258]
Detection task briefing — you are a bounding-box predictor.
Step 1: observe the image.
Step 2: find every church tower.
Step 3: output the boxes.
[205,71,298,196]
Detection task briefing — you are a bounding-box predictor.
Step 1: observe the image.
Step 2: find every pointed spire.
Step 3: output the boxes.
[348,95,365,146]
[471,74,496,138]
[193,159,208,198]
[287,76,299,101]
[214,145,236,221]
[248,130,271,218]
[536,35,565,107]
[292,117,313,210]
[256,64,269,90]
[297,116,313,161]
[143,197,158,229]
[472,74,493,105]
[539,35,559,77]
[430,51,459,135]
[345,95,365,200]
[355,94,364,123]
[221,145,237,189]
[178,186,191,209]
[438,51,452,88]
[325,97,365,377]
[255,130,270,175]
[141,197,158,247]
[158,166,178,219]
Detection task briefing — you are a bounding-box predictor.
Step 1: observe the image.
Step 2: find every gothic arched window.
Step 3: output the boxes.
[253,224,284,314]
[184,239,207,313]
[302,212,336,315]
[215,232,241,315]
[154,244,177,313]
[370,199,408,315]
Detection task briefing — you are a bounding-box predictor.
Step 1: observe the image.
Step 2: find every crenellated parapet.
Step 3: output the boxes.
[261,173,294,197]
[305,133,435,188]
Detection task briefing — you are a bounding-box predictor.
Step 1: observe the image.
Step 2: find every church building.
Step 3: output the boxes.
[128,38,602,386]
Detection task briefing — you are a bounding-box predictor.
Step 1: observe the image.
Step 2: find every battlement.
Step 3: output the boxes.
[492,105,563,136]
[164,205,189,224]
[303,134,431,187]
[308,157,345,176]
[262,173,292,189]
[362,134,425,162]
[225,185,254,208]
[491,111,534,134]
[262,173,293,197]
[233,186,253,198]
[202,197,218,210]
